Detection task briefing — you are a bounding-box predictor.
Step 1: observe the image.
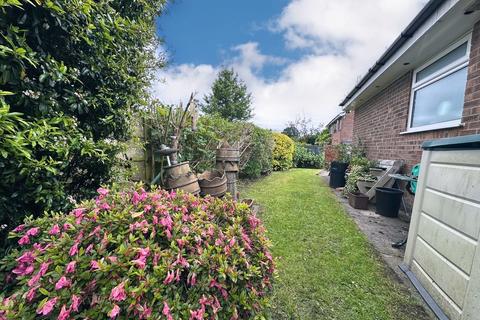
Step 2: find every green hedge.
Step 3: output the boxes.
[0,0,165,249]
[293,143,323,168]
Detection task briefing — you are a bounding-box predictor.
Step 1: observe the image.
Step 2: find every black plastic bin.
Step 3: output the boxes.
[375,187,403,217]
[329,161,349,188]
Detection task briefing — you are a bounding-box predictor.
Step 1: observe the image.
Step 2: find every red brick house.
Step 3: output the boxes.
[325,111,354,145]
[340,0,480,173]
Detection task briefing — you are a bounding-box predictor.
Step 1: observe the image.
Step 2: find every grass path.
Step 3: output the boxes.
[241,169,429,320]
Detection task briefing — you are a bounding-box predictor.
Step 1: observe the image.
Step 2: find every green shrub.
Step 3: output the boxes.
[0,187,275,319]
[293,143,323,168]
[272,133,294,171]
[240,127,274,179]
[0,0,165,247]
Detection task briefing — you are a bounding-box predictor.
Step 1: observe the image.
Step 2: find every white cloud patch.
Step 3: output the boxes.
[152,0,427,129]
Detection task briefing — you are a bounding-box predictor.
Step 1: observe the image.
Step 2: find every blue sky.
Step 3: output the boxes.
[157,0,301,80]
[153,0,426,129]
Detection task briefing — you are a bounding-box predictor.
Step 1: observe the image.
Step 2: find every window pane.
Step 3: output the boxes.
[411,67,467,128]
[416,42,468,83]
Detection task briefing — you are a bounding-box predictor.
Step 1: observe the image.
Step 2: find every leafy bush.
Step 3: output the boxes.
[0,187,275,319]
[240,127,274,179]
[293,143,323,169]
[315,128,331,147]
[0,0,165,247]
[272,133,294,171]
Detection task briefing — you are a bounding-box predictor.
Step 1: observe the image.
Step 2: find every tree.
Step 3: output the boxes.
[0,0,166,248]
[282,125,300,139]
[316,128,332,146]
[285,115,323,144]
[202,68,253,121]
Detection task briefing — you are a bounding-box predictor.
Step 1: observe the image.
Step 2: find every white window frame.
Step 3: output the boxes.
[405,33,471,134]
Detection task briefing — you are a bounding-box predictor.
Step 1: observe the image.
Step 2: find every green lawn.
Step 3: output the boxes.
[241,169,429,320]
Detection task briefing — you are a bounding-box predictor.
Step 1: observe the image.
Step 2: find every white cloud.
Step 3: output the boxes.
[152,0,427,129]
[153,64,218,105]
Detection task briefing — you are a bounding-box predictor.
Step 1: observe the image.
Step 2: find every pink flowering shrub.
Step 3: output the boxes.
[0,187,275,319]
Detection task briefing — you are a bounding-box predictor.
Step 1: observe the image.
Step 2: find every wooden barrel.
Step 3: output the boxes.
[198,170,228,197]
[164,162,200,195]
[216,147,240,163]
[215,161,239,173]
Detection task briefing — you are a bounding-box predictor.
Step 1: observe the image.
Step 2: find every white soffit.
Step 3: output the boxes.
[345,0,480,110]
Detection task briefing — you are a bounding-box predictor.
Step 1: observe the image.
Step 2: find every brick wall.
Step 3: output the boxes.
[324,144,339,165]
[331,111,355,145]
[353,21,480,208]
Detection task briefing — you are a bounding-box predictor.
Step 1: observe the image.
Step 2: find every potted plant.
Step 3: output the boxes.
[343,156,376,209]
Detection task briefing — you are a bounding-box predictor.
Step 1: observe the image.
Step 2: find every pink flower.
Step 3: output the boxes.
[39,262,50,276]
[13,224,25,232]
[72,208,85,224]
[97,187,109,196]
[26,287,36,302]
[132,189,147,205]
[27,273,41,287]
[90,260,100,270]
[110,282,127,302]
[55,276,71,290]
[63,223,73,231]
[66,261,76,274]
[100,202,111,211]
[26,227,39,236]
[86,244,94,253]
[72,208,85,217]
[12,263,34,276]
[131,257,146,269]
[138,247,150,257]
[163,301,173,320]
[89,225,101,237]
[57,304,70,320]
[37,297,58,316]
[33,242,48,252]
[49,224,61,235]
[188,272,197,286]
[140,304,152,319]
[176,239,186,248]
[108,304,120,319]
[16,251,35,264]
[108,256,118,263]
[71,295,81,312]
[69,243,78,256]
[163,270,174,285]
[18,235,30,245]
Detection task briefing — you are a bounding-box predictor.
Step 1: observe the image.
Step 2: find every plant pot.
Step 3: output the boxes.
[348,192,369,210]
[164,162,200,195]
[375,187,403,217]
[198,170,228,197]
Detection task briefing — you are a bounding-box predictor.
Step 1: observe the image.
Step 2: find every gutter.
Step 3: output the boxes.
[339,0,446,107]
[325,112,346,128]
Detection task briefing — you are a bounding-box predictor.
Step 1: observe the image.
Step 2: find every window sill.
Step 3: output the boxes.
[399,122,464,135]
